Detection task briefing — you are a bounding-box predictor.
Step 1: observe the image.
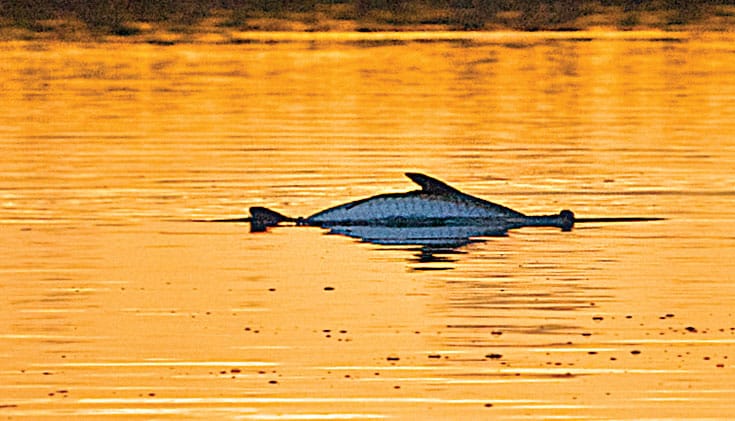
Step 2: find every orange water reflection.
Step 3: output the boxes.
[1,32,735,419]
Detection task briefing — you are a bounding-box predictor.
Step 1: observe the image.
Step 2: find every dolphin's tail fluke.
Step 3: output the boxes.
[249,206,293,232]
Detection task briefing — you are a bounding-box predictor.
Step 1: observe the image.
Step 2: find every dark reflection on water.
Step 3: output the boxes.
[326,223,509,248]
[411,246,467,264]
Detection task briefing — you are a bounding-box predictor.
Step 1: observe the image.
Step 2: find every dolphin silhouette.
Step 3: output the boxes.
[247,173,575,232]
[206,172,663,241]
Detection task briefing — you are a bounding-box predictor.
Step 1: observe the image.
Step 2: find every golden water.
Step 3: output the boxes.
[1,32,735,419]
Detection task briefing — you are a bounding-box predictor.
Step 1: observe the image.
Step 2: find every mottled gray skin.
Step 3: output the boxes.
[248,173,574,232]
[234,173,660,239]
[303,173,574,230]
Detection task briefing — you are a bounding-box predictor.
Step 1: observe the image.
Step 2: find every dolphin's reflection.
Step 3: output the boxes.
[325,223,510,248]
[325,223,510,269]
[412,246,467,264]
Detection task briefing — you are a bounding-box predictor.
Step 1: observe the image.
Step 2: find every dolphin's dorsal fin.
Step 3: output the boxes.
[406,173,463,195]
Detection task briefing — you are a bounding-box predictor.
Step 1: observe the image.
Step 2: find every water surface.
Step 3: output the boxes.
[1,32,734,419]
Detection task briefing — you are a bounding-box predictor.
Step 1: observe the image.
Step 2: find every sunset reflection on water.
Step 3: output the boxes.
[1,32,734,419]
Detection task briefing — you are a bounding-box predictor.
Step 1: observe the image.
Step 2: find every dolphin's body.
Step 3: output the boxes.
[249,173,575,233]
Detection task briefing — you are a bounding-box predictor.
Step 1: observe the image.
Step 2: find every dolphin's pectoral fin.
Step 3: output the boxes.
[405,173,464,196]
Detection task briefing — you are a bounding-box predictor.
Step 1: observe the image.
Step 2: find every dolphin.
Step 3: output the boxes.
[204,172,663,245]
[246,173,575,232]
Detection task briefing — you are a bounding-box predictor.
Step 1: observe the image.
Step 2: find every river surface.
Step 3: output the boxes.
[1,32,735,419]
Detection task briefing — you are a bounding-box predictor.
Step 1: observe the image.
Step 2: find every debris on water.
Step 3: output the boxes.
[553,372,574,378]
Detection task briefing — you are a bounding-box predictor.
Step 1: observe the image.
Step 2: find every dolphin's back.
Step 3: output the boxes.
[308,193,520,224]
[306,173,524,225]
